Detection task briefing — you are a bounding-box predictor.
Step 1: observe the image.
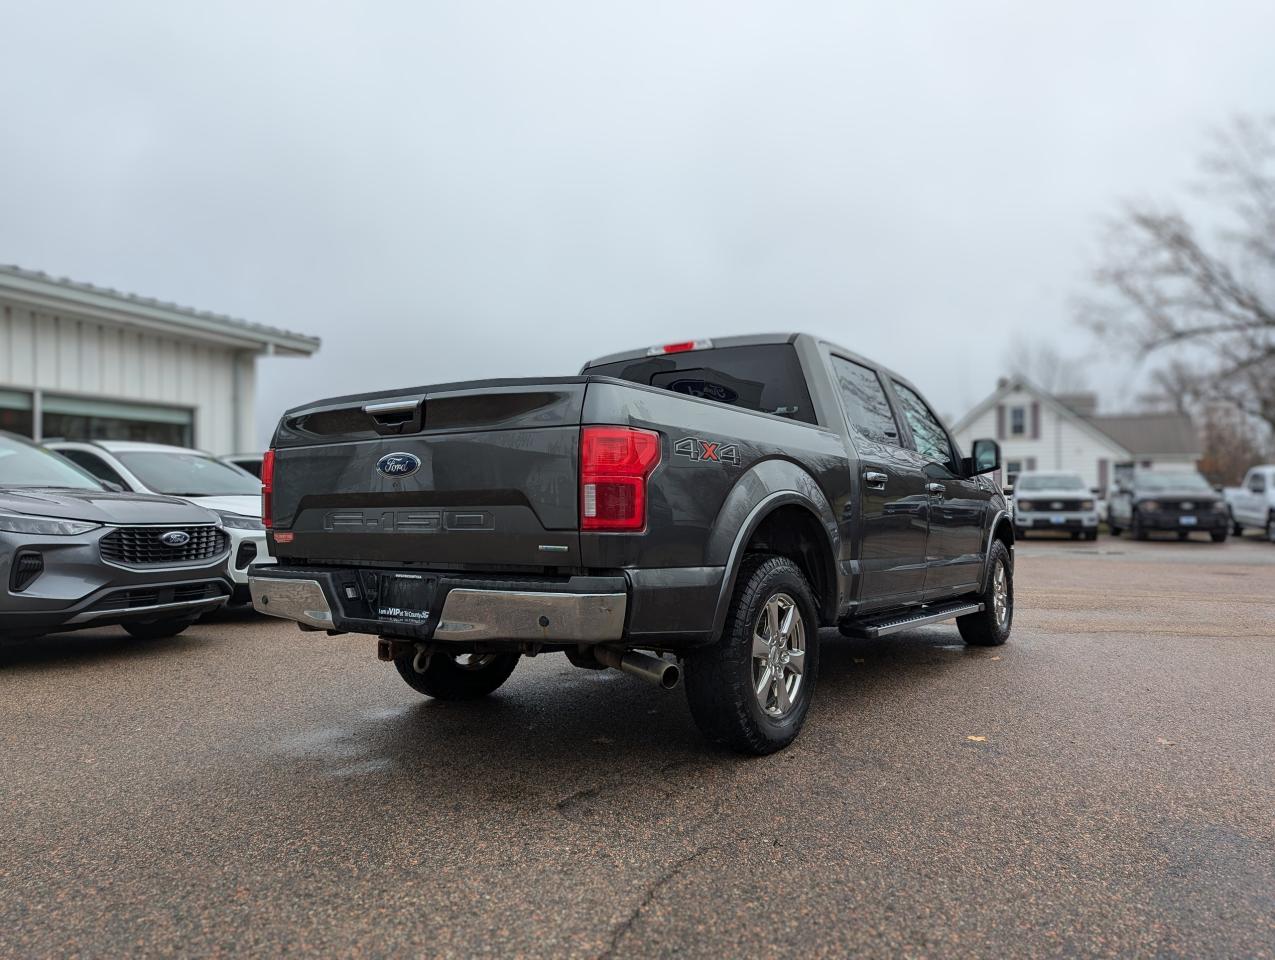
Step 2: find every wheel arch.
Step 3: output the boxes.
[708,461,841,636]
[981,510,1015,593]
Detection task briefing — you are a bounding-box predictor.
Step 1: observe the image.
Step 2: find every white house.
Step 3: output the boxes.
[0,265,319,454]
[951,378,1201,492]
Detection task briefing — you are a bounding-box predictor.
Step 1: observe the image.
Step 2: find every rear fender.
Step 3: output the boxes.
[707,460,841,637]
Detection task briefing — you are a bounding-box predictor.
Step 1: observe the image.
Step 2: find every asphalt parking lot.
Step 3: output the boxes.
[3,537,1273,959]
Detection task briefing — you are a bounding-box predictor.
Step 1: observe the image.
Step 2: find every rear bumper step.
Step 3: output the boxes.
[843,601,983,639]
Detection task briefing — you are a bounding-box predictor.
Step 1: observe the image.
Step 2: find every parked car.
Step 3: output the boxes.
[249,333,1013,754]
[46,441,270,603]
[1011,471,1099,540]
[1107,467,1230,542]
[222,454,264,479]
[0,433,232,639]
[1223,465,1275,541]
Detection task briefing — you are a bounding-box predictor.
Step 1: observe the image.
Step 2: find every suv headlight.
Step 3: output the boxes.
[1138,500,1160,512]
[1081,500,1095,511]
[1018,500,1035,511]
[1212,501,1230,512]
[0,512,101,536]
[216,511,265,531]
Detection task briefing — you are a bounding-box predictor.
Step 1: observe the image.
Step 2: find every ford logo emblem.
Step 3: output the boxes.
[377,452,421,479]
[160,530,191,547]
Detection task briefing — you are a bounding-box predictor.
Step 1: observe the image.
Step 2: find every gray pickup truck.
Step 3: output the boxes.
[250,334,1012,753]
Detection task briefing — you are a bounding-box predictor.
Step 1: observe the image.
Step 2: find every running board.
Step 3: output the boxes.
[843,602,983,639]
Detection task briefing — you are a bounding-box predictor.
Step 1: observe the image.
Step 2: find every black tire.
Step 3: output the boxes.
[1109,522,1122,537]
[1211,530,1228,543]
[1084,529,1098,541]
[1178,531,1190,541]
[684,555,820,755]
[957,540,1013,647]
[124,616,198,640]
[1015,527,1026,540]
[1267,513,1275,543]
[1132,515,1148,541]
[394,650,520,700]
[1070,531,1081,540]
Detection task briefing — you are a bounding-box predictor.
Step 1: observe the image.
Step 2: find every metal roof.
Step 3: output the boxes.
[0,264,320,356]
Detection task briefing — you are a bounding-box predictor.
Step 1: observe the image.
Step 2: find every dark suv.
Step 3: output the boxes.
[1107,467,1230,542]
[0,433,234,639]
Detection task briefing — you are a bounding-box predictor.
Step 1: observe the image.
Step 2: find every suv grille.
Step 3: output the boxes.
[100,526,228,567]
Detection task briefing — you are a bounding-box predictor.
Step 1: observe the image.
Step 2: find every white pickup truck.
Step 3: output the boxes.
[1224,465,1275,541]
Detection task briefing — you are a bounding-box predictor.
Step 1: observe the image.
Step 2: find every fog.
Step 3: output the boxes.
[2,0,1272,444]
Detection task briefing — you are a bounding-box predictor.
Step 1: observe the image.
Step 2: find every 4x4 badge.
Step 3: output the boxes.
[675,437,740,465]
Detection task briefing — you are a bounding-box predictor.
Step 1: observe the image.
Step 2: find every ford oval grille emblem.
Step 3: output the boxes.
[377,452,421,479]
[160,530,192,547]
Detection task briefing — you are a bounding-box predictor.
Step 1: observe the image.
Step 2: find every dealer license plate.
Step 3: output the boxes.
[376,573,436,624]
[1179,516,1198,526]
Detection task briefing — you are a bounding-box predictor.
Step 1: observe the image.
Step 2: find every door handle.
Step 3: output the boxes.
[926,482,946,495]
[864,471,888,489]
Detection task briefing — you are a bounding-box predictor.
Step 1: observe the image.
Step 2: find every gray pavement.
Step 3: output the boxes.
[2,536,1273,958]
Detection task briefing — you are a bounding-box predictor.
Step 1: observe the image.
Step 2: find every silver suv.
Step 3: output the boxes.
[1012,470,1099,541]
[0,433,233,640]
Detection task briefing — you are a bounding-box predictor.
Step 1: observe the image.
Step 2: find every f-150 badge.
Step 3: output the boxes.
[675,437,740,465]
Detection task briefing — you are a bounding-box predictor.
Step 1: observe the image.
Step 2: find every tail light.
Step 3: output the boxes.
[580,426,661,531]
[261,449,275,529]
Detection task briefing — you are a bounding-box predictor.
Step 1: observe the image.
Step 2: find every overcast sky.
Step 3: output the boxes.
[2,1,1273,445]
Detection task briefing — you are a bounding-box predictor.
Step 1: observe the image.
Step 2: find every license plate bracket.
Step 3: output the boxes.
[375,573,436,624]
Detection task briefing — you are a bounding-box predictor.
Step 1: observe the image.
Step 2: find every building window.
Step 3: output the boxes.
[41,395,193,447]
[1010,406,1026,436]
[0,388,35,438]
[1006,459,1023,488]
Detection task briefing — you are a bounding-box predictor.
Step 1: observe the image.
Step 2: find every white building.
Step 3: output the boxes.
[0,265,318,454]
[951,377,1201,492]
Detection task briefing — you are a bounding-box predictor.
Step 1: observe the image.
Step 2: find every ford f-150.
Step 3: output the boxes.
[250,334,1013,753]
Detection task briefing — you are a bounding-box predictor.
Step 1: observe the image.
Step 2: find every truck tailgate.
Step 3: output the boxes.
[269,380,585,567]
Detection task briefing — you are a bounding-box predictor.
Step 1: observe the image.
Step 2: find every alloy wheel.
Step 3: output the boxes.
[751,592,806,718]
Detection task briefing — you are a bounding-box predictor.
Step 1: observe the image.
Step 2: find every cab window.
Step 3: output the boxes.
[1248,471,1266,494]
[891,380,955,470]
[831,356,899,445]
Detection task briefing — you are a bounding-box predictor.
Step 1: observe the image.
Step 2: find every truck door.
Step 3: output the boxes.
[888,379,989,597]
[1240,469,1266,526]
[828,356,929,603]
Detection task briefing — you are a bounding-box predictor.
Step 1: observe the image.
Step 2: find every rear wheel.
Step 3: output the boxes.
[124,616,199,640]
[957,540,1013,647]
[394,650,520,700]
[684,555,819,755]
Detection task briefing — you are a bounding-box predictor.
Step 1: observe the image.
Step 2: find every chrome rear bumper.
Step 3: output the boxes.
[249,573,626,643]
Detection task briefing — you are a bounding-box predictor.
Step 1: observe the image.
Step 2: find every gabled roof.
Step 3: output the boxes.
[950,376,1133,455]
[951,376,1201,460]
[0,264,320,356]
[1087,414,1201,458]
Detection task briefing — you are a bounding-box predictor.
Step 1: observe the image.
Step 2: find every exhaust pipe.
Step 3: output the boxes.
[595,647,681,690]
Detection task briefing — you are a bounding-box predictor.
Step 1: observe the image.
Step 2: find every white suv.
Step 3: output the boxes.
[1226,465,1275,541]
[1012,471,1100,541]
[47,440,271,603]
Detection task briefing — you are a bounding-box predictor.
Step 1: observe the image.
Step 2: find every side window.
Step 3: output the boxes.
[830,356,899,445]
[60,449,129,488]
[1249,471,1266,494]
[891,381,955,469]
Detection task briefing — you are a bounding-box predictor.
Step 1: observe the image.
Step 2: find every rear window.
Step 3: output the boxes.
[586,344,816,424]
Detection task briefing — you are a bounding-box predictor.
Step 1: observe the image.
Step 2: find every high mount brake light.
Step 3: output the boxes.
[646,339,713,356]
[580,426,661,532]
[261,449,275,530]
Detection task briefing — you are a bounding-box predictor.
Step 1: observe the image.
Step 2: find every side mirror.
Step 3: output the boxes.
[966,438,1000,476]
[1213,484,1224,493]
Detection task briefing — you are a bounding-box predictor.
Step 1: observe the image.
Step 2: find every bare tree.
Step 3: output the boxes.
[1084,115,1275,432]
[1003,334,1089,395]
